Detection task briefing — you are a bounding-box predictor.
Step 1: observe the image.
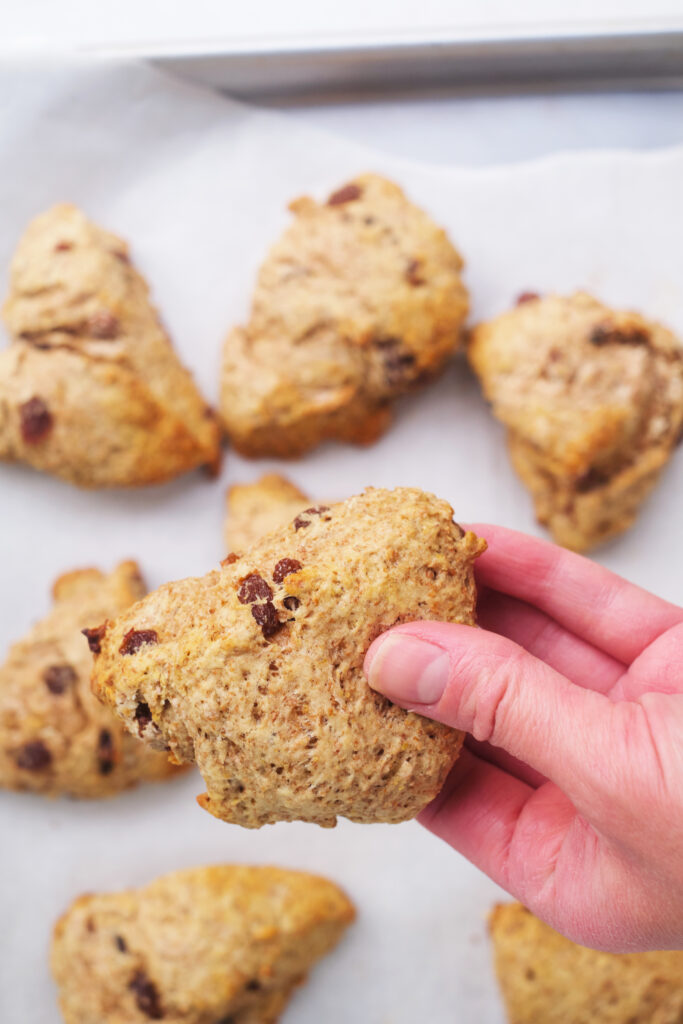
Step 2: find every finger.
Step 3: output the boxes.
[365,621,613,813]
[419,750,678,952]
[469,523,683,664]
[471,587,624,783]
[465,735,546,788]
[477,588,625,695]
[418,748,579,905]
[612,619,683,700]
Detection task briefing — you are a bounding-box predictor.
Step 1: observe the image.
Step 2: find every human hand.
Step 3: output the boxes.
[364,524,683,953]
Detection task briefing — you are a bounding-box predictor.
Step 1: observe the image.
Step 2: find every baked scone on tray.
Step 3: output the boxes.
[220,174,469,457]
[468,292,683,552]
[489,903,683,1024]
[0,204,221,487]
[90,487,485,827]
[0,561,178,798]
[51,864,355,1024]
[225,473,311,552]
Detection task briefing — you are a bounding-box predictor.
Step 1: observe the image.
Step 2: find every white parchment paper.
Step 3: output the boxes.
[0,58,682,1024]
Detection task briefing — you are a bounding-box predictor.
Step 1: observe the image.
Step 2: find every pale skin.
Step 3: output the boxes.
[364,524,683,954]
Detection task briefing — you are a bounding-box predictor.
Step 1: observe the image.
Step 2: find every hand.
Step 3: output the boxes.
[364,524,683,953]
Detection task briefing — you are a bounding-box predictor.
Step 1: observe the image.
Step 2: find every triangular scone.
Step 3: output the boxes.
[0,562,178,798]
[468,292,683,552]
[91,488,484,828]
[225,474,311,551]
[221,174,469,457]
[489,903,683,1024]
[51,864,355,1024]
[0,204,221,487]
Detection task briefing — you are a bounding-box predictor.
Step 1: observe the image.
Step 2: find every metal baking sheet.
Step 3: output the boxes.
[147,28,683,101]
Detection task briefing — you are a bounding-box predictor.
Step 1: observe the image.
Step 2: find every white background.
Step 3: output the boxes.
[2,1,683,52]
[0,50,682,1024]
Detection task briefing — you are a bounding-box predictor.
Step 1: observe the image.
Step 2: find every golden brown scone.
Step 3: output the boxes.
[220,174,469,457]
[51,864,355,1024]
[468,292,683,552]
[0,562,177,798]
[489,903,683,1024]
[225,474,310,551]
[0,204,221,487]
[91,487,484,828]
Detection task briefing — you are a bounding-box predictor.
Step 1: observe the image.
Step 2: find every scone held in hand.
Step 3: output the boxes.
[91,488,485,827]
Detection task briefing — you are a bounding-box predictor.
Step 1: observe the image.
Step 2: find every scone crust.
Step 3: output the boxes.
[490,903,683,1024]
[0,561,177,798]
[51,864,355,1024]
[91,487,485,827]
[0,204,221,487]
[469,292,683,551]
[225,474,310,551]
[221,174,469,457]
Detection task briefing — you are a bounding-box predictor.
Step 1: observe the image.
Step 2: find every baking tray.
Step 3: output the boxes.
[145,26,683,101]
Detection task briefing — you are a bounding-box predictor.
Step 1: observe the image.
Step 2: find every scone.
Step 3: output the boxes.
[220,174,469,457]
[225,474,310,551]
[91,488,485,828]
[0,204,221,487]
[468,292,683,551]
[51,864,355,1024]
[490,903,683,1024]
[0,562,177,798]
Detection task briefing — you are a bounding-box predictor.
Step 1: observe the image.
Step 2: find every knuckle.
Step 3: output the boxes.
[458,645,526,744]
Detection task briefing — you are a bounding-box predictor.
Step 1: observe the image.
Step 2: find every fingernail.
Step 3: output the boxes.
[365,634,449,705]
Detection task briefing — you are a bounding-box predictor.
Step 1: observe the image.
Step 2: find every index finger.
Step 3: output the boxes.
[469,524,683,664]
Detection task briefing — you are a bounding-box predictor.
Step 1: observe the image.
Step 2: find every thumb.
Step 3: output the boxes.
[364,622,614,815]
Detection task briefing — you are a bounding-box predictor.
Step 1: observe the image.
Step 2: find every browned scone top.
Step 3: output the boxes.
[490,903,683,1024]
[0,561,178,798]
[220,174,469,458]
[51,864,355,1024]
[225,474,310,552]
[0,204,221,487]
[91,487,485,828]
[468,292,683,552]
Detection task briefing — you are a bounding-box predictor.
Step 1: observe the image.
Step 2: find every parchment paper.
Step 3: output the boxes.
[0,58,682,1024]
